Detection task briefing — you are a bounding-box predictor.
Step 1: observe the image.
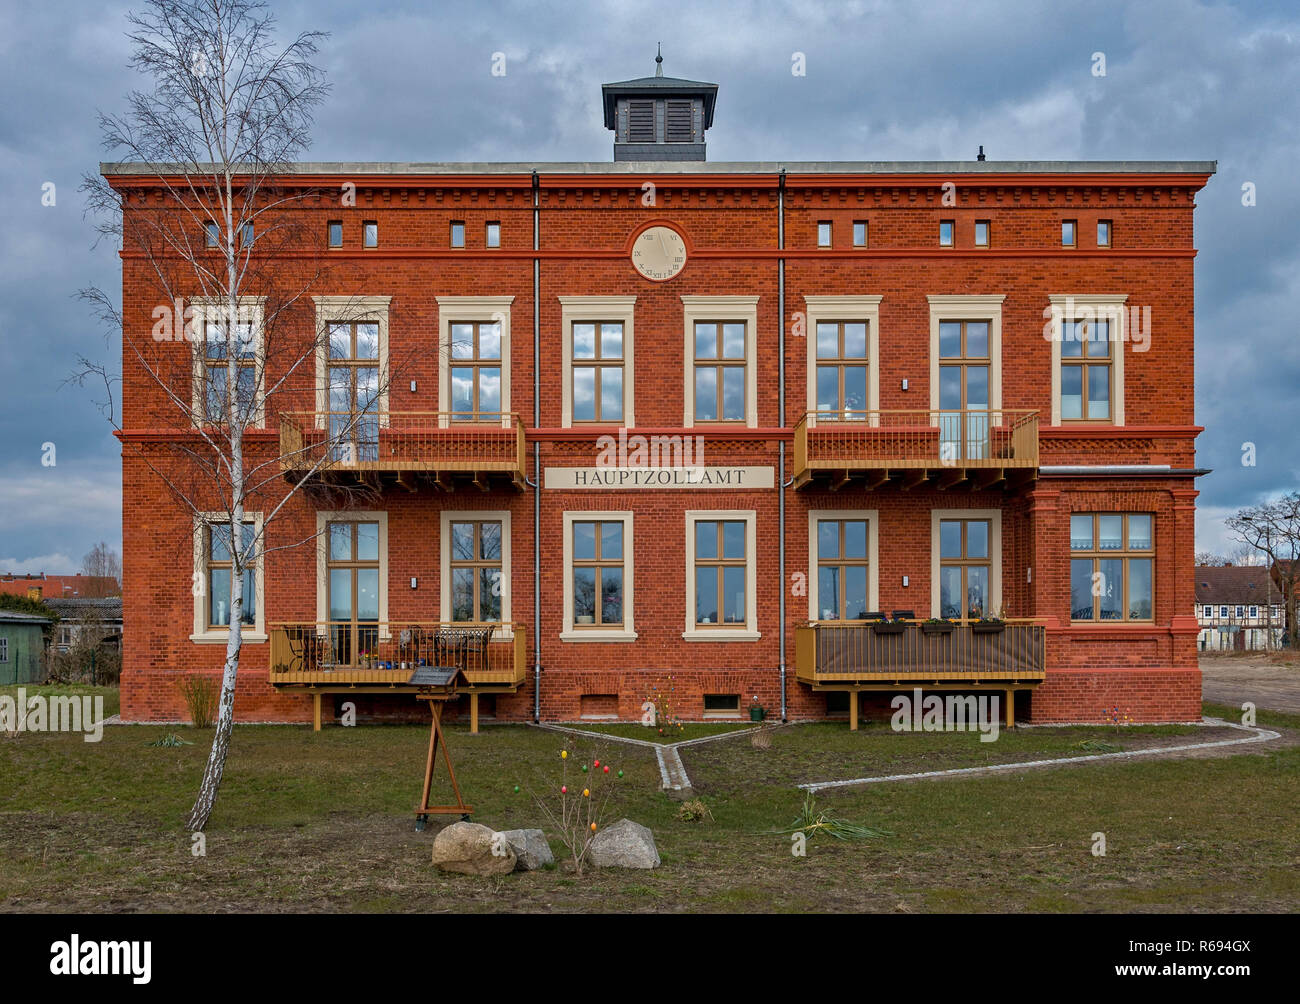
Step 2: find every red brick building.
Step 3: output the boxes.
[106,69,1214,728]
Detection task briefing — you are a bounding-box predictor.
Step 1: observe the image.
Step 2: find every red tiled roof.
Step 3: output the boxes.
[0,573,120,598]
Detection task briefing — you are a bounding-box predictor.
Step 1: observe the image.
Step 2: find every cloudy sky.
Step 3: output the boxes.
[1,0,1296,571]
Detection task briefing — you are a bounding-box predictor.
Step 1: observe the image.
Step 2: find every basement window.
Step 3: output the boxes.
[702,694,741,719]
[328,221,343,248]
[939,220,954,247]
[580,694,618,721]
[450,221,465,248]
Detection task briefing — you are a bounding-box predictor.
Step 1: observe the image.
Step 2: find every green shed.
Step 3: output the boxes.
[0,610,52,685]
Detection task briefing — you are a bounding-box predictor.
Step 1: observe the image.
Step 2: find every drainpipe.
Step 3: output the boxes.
[532,169,541,722]
[777,168,787,723]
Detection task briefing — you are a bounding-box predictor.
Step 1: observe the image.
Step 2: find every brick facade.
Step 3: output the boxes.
[107,152,1213,727]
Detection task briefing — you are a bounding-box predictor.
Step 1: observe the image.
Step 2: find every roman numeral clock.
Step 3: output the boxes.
[631,225,687,281]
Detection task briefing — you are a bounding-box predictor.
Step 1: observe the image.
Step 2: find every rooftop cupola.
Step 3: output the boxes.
[601,46,718,161]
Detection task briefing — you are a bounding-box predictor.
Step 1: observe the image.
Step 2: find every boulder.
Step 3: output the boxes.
[501,828,554,871]
[431,821,516,876]
[589,818,660,869]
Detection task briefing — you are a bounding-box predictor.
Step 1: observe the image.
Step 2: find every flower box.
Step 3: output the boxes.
[872,621,906,635]
[920,622,955,636]
[972,621,1006,634]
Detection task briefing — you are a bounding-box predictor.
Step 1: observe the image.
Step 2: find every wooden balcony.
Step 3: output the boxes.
[268,621,528,690]
[792,409,1038,491]
[279,412,526,490]
[795,620,1046,686]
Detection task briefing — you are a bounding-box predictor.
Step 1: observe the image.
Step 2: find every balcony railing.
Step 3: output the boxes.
[793,409,1038,487]
[279,411,525,487]
[268,621,528,689]
[794,620,1046,685]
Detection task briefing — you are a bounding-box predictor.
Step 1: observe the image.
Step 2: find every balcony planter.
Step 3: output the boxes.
[872,620,906,635]
[921,621,955,636]
[972,620,1006,634]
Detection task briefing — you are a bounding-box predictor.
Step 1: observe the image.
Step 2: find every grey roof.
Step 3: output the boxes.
[601,74,720,129]
[101,159,1217,177]
[0,610,53,625]
[1194,565,1279,605]
[45,597,123,620]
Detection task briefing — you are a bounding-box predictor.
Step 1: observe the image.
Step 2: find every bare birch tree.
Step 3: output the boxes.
[77,0,409,830]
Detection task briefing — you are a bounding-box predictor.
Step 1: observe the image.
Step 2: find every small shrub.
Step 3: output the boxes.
[516,738,624,876]
[176,674,218,728]
[147,733,193,747]
[774,792,891,841]
[675,799,714,823]
[1074,738,1122,754]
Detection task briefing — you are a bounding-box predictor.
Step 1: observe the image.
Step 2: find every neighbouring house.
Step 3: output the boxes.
[1195,564,1287,651]
[45,597,124,654]
[0,573,121,601]
[0,610,53,685]
[105,59,1214,728]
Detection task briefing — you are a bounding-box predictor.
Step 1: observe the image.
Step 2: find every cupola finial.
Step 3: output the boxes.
[655,43,663,77]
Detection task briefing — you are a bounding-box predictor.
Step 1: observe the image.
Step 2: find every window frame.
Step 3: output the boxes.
[1047,295,1127,426]
[927,295,1004,416]
[807,509,879,621]
[852,220,868,247]
[1062,219,1077,247]
[189,297,267,428]
[683,510,760,641]
[313,296,391,432]
[315,510,389,641]
[682,296,759,428]
[974,220,990,247]
[439,510,512,634]
[1068,512,1155,623]
[362,220,378,249]
[559,296,636,428]
[817,221,832,248]
[191,511,266,643]
[560,511,636,642]
[1097,220,1112,247]
[205,221,220,248]
[437,295,514,425]
[328,220,343,248]
[450,220,465,248]
[939,220,955,247]
[485,221,501,248]
[803,296,882,425]
[930,509,1002,620]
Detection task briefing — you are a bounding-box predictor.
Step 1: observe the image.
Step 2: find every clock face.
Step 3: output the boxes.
[631,226,687,281]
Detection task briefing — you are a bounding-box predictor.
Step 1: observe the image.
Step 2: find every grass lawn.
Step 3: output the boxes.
[0,690,1295,913]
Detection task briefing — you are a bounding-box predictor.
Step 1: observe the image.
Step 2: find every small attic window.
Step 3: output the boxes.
[627,99,655,143]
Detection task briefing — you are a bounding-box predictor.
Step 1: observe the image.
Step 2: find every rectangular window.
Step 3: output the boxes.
[0,638,8,663]
[974,220,990,247]
[1203,606,1213,618]
[1062,220,1077,246]
[1220,606,1228,618]
[1249,606,1258,618]
[571,320,624,423]
[450,221,465,248]
[853,221,868,247]
[939,220,954,247]
[937,319,991,460]
[814,320,869,417]
[1060,316,1113,421]
[1070,513,1154,622]
[328,221,343,248]
[205,222,220,248]
[327,321,381,461]
[817,221,832,247]
[1097,220,1112,247]
[205,521,257,629]
[485,221,500,248]
[449,520,503,623]
[1235,605,1245,618]
[448,320,502,421]
[1272,605,1281,619]
[571,520,624,628]
[241,222,254,247]
[326,521,381,662]
[815,519,869,620]
[692,519,748,628]
[363,221,378,248]
[692,321,746,422]
[202,319,258,423]
[703,694,740,718]
[938,518,992,619]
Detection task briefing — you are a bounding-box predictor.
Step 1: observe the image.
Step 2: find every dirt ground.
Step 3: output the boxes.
[1199,650,1300,714]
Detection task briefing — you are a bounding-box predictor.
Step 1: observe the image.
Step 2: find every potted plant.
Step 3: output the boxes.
[972,609,1007,634]
[873,615,906,635]
[749,695,766,722]
[921,617,955,636]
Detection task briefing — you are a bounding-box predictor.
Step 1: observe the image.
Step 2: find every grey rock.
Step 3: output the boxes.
[589,818,660,869]
[431,821,516,876]
[501,828,554,871]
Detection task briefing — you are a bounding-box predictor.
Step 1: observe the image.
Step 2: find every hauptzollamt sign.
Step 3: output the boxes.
[544,466,775,490]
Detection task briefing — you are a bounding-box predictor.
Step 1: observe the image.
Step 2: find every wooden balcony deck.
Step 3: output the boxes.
[792,409,1038,490]
[279,412,526,490]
